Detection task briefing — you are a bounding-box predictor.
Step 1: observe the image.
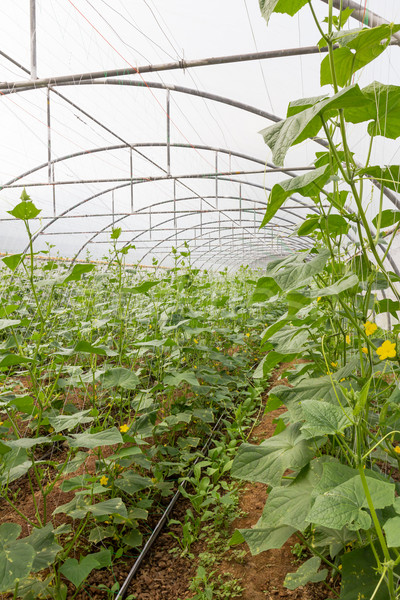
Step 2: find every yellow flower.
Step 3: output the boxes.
[216,347,221,351]
[119,423,129,433]
[394,446,400,455]
[194,339,198,344]
[331,362,337,368]
[149,324,152,329]
[364,321,378,337]
[376,340,397,361]
[317,297,321,302]
[151,477,157,483]
[361,347,368,354]
[346,335,351,344]
[193,365,197,369]
[48,427,54,433]
[246,333,250,337]
[339,378,345,382]
[100,475,108,486]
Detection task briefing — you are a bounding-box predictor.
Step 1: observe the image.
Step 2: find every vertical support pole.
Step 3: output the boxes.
[129,146,133,212]
[254,201,256,233]
[46,86,56,216]
[149,205,152,241]
[112,190,115,225]
[215,152,220,244]
[166,90,171,177]
[239,184,242,226]
[173,179,177,249]
[30,0,37,80]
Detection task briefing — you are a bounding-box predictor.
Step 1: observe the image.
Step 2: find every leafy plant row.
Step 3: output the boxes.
[231,2,400,599]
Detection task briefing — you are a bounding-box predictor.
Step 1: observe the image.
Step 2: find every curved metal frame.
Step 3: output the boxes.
[0,0,398,269]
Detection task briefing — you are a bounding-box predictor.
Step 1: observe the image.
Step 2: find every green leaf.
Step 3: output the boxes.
[4,435,52,449]
[123,281,161,294]
[231,422,316,487]
[0,523,35,592]
[111,227,122,239]
[256,459,328,531]
[239,525,295,555]
[62,264,95,284]
[122,529,143,547]
[22,523,62,572]
[376,298,400,320]
[303,274,358,298]
[321,25,400,87]
[284,557,328,590]
[0,354,34,367]
[100,368,140,390]
[7,200,41,220]
[253,351,297,379]
[372,209,400,229]
[163,371,198,387]
[1,254,23,272]
[48,410,93,433]
[359,165,400,194]
[345,81,400,139]
[114,472,153,495]
[340,546,388,600]
[0,319,20,331]
[383,515,400,547]
[251,276,281,303]
[260,166,332,227]
[300,400,353,438]
[268,326,309,354]
[268,249,330,291]
[67,427,123,449]
[297,215,319,236]
[60,555,100,588]
[307,463,395,530]
[260,85,367,165]
[259,0,308,24]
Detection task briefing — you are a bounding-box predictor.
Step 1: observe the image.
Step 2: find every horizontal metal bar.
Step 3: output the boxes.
[1,167,312,189]
[0,45,333,92]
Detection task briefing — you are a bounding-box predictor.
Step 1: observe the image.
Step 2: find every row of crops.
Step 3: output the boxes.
[0,199,288,599]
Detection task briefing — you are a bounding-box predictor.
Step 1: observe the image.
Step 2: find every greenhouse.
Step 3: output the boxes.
[1,0,400,598]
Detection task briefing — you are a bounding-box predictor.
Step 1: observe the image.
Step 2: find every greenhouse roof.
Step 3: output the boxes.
[1,0,400,270]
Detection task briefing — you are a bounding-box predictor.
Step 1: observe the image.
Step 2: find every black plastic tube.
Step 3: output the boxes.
[115,412,226,599]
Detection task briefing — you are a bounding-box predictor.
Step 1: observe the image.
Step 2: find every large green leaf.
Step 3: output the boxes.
[383,515,400,547]
[48,410,93,433]
[255,459,328,531]
[231,422,316,487]
[251,276,281,303]
[260,85,366,165]
[321,25,400,87]
[268,326,309,354]
[339,546,388,600]
[300,400,353,438]
[260,166,332,227]
[114,472,153,495]
[307,464,395,530]
[100,367,139,390]
[239,524,295,555]
[267,249,330,291]
[302,274,358,298]
[0,523,35,592]
[2,254,23,272]
[123,280,161,294]
[253,351,297,379]
[62,264,95,284]
[259,0,308,24]
[344,81,400,139]
[67,427,123,449]
[22,523,62,572]
[284,557,328,590]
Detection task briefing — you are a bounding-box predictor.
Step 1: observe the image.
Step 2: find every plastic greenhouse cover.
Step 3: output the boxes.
[0,0,399,269]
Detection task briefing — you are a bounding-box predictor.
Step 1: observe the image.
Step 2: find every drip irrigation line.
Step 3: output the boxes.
[115,411,226,599]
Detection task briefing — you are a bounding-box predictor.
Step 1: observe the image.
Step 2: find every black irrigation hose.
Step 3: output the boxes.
[115,411,226,599]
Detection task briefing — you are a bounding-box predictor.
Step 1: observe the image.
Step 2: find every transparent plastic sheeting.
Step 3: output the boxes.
[0,1,399,269]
